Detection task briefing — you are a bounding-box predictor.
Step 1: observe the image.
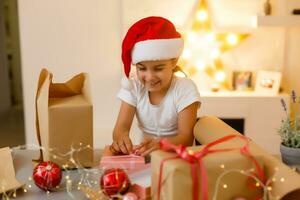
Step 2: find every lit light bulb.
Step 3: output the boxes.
[226,33,239,45]
[196,10,208,21]
[223,184,227,189]
[187,31,197,42]
[206,32,215,42]
[215,71,226,82]
[195,60,206,71]
[267,186,272,191]
[210,48,220,59]
[182,49,191,59]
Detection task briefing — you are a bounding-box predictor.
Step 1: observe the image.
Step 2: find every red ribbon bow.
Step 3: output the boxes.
[157,135,266,200]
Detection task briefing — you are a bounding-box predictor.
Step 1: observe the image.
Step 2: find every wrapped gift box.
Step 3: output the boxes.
[151,141,265,200]
[99,146,150,174]
[128,167,151,200]
[194,116,300,199]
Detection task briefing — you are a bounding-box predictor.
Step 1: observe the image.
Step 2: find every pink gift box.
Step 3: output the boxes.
[99,146,150,174]
[128,167,151,200]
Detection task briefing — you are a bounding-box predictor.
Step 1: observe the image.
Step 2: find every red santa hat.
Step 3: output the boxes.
[121,16,184,82]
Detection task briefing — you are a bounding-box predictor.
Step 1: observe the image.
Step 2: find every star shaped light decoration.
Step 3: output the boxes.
[176,0,249,89]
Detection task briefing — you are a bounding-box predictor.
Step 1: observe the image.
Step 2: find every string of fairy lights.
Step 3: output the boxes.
[0,143,294,200]
[1,144,102,200]
[175,0,249,89]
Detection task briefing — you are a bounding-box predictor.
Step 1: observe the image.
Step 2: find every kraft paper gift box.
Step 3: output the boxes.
[35,68,93,168]
[151,138,265,200]
[194,116,300,199]
[0,147,24,194]
[99,145,150,174]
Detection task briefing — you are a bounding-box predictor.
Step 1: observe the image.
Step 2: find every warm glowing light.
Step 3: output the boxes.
[210,48,220,59]
[267,186,272,191]
[182,49,191,59]
[215,71,226,82]
[255,182,260,187]
[226,33,239,45]
[280,177,285,182]
[223,184,227,189]
[206,33,215,42]
[195,60,206,70]
[188,150,194,155]
[174,71,186,78]
[196,10,208,21]
[220,164,225,169]
[187,31,198,42]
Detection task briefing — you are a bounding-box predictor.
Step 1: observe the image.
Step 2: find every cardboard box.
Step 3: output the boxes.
[151,144,265,200]
[194,116,300,199]
[35,68,93,168]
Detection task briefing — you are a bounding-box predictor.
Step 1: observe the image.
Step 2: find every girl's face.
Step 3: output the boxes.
[136,59,177,92]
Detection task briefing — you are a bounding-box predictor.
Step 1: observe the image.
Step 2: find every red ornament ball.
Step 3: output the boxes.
[33,161,62,190]
[100,168,131,196]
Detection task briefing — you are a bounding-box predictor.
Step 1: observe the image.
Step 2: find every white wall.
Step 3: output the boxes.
[18,0,300,148]
[18,0,122,147]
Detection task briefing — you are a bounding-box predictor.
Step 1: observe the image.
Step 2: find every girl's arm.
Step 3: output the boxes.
[110,101,136,154]
[137,102,200,156]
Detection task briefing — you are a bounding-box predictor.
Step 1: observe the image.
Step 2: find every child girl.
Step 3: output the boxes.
[110,16,201,156]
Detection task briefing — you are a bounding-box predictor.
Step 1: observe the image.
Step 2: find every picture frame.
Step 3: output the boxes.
[255,70,282,95]
[232,71,252,91]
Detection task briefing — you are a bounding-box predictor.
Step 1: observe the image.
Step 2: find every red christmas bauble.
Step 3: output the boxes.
[100,168,131,196]
[33,161,62,190]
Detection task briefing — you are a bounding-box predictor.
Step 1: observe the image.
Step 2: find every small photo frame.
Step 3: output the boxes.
[232,71,252,91]
[255,70,282,95]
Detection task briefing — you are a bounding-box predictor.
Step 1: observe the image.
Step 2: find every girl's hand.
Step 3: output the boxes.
[110,135,133,155]
[134,137,160,156]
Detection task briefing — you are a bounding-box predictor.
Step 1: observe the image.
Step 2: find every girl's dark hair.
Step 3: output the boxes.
[173,65,187,77]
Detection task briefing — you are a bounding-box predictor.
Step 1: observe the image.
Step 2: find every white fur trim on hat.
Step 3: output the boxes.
[131,38,184,64]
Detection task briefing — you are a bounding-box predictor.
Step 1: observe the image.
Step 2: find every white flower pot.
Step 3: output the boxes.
[280,144,300,166]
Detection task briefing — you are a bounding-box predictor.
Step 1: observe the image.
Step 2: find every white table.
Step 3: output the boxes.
[7,149,103,200]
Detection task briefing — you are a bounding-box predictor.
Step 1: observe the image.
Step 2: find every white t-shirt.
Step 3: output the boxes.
[117,76,201,137]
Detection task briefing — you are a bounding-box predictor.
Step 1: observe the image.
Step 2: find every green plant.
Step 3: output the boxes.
[279,90,300,148]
